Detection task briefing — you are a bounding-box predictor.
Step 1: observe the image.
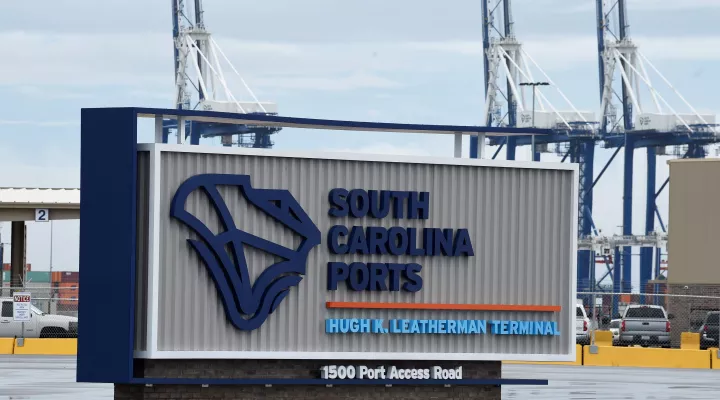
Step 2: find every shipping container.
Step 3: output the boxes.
[52,271,80,284]
[2,263,32,271]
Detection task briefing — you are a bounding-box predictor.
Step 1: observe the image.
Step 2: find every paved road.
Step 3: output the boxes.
[503,364,720,399]
[1,356,719,399]
[0,356,109,399]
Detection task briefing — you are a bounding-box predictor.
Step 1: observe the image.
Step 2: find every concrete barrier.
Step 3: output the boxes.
[0,338,14,355]
[1,338,716,371]
[503,344,583,366]
[584,345,711,369]
[680,332,700,350]
[13,339,77,355]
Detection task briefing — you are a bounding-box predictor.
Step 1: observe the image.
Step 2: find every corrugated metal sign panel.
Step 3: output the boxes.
[135,145,577,361]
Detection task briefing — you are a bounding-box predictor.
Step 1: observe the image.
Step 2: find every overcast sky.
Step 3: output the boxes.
[1,0,719,289]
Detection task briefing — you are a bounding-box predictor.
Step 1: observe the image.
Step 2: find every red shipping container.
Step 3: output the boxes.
[60,271,79,283]
[2,263,31,271]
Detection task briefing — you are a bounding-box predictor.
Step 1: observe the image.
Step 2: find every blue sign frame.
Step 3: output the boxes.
[77,107,552,385]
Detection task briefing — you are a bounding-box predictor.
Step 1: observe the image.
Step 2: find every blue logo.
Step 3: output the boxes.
[170,174,321,331]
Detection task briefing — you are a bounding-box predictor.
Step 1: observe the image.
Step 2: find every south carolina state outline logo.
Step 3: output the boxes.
[170,174,321,331]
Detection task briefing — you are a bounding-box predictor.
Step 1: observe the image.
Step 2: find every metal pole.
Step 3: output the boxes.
[640,147,656,301]
[622,137,634,293]
[49,221,53,313]
[531,86,536,160]
[470,0,492,159]
[10,222,25,289]
[592,291,597,345]
[454,133,462,158]
[49,220,53,275]
[477,134,486,159]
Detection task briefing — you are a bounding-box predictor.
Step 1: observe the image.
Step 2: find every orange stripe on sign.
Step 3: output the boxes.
[326,302,561,312]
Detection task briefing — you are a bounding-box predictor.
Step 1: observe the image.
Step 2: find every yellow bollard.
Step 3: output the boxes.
[681,332,701,350]
[593,330,614,347]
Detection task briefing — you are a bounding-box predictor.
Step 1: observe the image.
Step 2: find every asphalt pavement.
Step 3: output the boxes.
[503,364,720,399]
[1,356,719,399]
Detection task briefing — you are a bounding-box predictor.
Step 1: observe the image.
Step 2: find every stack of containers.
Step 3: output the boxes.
[52,271,79,313]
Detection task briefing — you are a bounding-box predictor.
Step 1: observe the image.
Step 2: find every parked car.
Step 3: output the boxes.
[699,311,719,350]
[617,304,670,347]
[576,303,590,345]
[0,297,77,338]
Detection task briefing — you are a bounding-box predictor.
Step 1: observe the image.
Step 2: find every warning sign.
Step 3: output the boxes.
[13,292,31,322]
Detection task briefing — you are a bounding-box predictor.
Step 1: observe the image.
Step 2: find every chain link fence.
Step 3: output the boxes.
[0,286,78,339]
[3,285,719,347]
[577,291,720,349]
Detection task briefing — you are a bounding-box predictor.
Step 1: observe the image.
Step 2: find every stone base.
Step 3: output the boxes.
[115,359,502,400]
[115,383,501,400]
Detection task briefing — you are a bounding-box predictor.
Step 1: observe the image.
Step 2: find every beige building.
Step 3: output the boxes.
[666,158,720,346]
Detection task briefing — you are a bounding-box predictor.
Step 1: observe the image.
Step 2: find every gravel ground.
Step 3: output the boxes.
[1,356,719,399]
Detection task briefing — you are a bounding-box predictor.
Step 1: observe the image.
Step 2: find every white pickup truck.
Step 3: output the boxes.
[576,303,590,344]
[0,297,78,338]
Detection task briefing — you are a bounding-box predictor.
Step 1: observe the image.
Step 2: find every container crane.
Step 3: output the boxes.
[162,0,281,147]
[595,0,719,308]
[470,0,601,294]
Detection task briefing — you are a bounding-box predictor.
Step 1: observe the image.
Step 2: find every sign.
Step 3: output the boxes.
[319,365,462,380]
[134,145,578,362]
[35,208,49,222]
[13,292,31,322]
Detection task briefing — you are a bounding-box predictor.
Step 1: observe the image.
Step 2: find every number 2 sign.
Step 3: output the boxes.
[35,208,49,222]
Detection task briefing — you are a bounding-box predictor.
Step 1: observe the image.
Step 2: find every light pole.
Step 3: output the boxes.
[519,81,549,161]
[48,220,54,313]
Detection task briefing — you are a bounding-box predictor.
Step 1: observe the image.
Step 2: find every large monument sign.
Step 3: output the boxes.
[76,107,575,399]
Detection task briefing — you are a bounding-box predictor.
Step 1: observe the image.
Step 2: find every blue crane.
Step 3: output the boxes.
[595,0,718,310]
[470,0,601,296]
[471,0,719,305]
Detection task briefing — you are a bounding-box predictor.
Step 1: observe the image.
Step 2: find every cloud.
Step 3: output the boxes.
[0,31,169,86]
[629,0,720,10]
[3,26,716,100]
[320,142,434,157]
[0,119,79,127]
[13,85,95,100]
[633,36,720,61]
[557,0,720,14]
[217,40,302,57]
[0,31,415,94]
[404,41,482,56]
[252,72,401,91]
[405,37,596,72]
[404,35,720,69]
[0,159,79,188]
[125,89,174,101]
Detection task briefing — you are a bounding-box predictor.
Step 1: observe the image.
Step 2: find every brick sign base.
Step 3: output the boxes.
[114,359,502,400]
